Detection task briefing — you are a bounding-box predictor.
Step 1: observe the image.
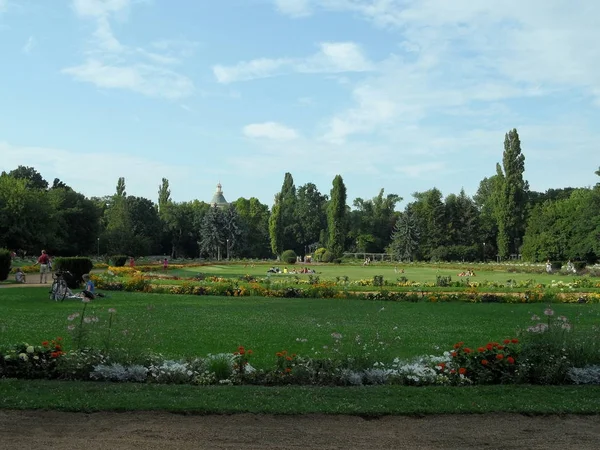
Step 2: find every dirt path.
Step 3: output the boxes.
[0,411,598,449]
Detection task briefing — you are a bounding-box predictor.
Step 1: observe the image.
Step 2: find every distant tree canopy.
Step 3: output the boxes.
[1,128,598,263]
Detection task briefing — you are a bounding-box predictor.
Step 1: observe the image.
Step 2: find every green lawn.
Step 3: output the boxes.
[170,263,596,285]
[1,380,599,414]
[1,287,599,367]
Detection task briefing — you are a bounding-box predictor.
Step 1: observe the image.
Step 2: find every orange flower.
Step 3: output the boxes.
[511,338,519,344]
[496,354,504,360]
[478,347,485,352]
[233,352,239,356]
[458,367,467,375]
[239,349,246,355]
[503,339,511,344]
[238,346,245,351]
[276,352,283,357]
[286,356,292,361]
[451,351,457,357]
[481,359,489,365]
[464,348,472,354]
[437,362,446,370]
[247,350,253,355]
[507,357,515,364]
[285,368,291,373]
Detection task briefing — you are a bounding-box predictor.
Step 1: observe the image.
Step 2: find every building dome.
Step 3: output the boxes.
[210,182,228,207]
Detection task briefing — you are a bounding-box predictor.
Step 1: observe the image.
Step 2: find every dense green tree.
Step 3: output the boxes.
[6,166,48,190]
[269,194,283,257]
[232,197,271,258]
[408,188,445,260]
[295,183,328,255]
[389,210,420,261]
[126,196,162,255]
[495,129,528,258]
[327,175,347,258]
[158,178,171,215]
[199,206,224,259]
[351,189,401,253]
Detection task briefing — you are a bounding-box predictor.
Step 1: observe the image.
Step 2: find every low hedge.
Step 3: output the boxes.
[110,255,128,267]
[53,257,93,288]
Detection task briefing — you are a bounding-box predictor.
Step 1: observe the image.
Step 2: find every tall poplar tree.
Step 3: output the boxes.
[269,193,283,257]
[495,129,528,259]
[327,175,347,258]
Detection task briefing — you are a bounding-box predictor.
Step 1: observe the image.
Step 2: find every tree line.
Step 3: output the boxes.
[1,128,599,262]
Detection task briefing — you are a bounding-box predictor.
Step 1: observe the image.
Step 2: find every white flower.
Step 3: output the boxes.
[19,353,28,361]
[26,346,34,354]
[544,308,554,316]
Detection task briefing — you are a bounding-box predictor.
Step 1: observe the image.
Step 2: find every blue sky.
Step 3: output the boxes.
[1,0,599,208]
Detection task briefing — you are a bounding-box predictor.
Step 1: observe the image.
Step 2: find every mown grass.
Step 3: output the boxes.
[1,288,599,368]
[0,379,599,414]
[170,263,599,286]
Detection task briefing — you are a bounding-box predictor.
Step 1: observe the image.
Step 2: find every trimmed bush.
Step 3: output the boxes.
[0,248,11,281]
[110,255,128,267]
[321,250,334,263]
[314,247,326,262]
[53,257,93,288]
[281,249,297,265]
[551,261,562,271]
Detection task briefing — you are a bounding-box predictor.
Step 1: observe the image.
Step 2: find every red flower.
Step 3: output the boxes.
[464,348,472,354]
[42,341,49,347]
[450,369,456,374]
[239,349,246,355]
[233,352,239,356]
[276,352,283,357]
[437,362,446,370]
[285,368,291,373]
[496,354,504,360]
[503,339,511,344]
[497,345,505,350]
[238,346,245,351]
[511,339,519,344]
[458,367,467,375]
[50,352,59,358]
[453,341,464,349]
[486,344,493,350]
[286,356,292,361]
[451,351,457,357]
[247,350,253,355]
[478,347,485,353]
[507,357,515,364]
[481,359,489,365]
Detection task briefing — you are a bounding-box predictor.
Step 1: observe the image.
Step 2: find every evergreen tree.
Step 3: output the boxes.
[269,194,283,257]
[389,210,420,261]
[495,129,528,259]
[327,175,347,258]
[199,206,224,259]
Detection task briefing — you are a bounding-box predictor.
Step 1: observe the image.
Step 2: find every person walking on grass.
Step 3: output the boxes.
[163,258,168,272]
[34,250,50,283]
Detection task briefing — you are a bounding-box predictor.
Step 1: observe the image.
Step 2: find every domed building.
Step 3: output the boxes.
[210,182,228,208]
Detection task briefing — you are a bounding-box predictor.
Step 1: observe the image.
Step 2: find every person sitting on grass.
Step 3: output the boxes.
[15,268,26,283]
[81,274,96,299]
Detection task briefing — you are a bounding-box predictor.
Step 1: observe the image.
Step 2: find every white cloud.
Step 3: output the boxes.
[62,59,194,99]
[213,42,373,83]
[22,36,36,54]
[274,0,311,18]
[394,162,446,178]
[65,0,196,99]
[243,122,299,141]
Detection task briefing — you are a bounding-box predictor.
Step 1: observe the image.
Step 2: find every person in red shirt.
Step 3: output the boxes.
[35,250,50,283]
[163,258,168,271]
[129,257,135,268]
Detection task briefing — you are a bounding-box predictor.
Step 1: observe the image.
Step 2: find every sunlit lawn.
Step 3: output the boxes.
[2,287,599,368]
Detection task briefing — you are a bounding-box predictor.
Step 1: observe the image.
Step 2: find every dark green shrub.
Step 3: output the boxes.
[281,249,297,265]
[54,257,93,288]
[110,255,128,267]
[0,248,11,281]
[321,250,333,263]
[373,275,384,287]
[573,261,587,271]
[551,261,562,271]
[314,247,326,261]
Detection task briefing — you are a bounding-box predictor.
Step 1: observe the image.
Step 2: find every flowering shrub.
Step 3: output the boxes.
[447,340,519,384]
[0,338,65,379]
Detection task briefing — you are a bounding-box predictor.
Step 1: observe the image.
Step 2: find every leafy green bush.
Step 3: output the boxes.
[321,250,334,263]
[111,255,128,267]
[573,261,587,271]
[430,245,479,262]
[53,257,93,288]
[0,248,11,281]
[314,247,326,262]
[550,261,562,271]
[281,249,297,265]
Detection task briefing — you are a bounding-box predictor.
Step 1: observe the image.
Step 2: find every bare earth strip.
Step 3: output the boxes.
[1,411,599,450]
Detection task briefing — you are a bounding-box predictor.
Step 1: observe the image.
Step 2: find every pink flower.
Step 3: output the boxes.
[108,308,116,313]
[561,323,572,331]
[543,308,554,316]
[558,315,568,322]
[331,332,343,340]
[83,317,92,324]
[67,325,75,331]
[531,314,540,321]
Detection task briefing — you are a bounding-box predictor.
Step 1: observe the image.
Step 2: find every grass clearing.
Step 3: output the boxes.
[0,379,599,414]
[1,287,599,367]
